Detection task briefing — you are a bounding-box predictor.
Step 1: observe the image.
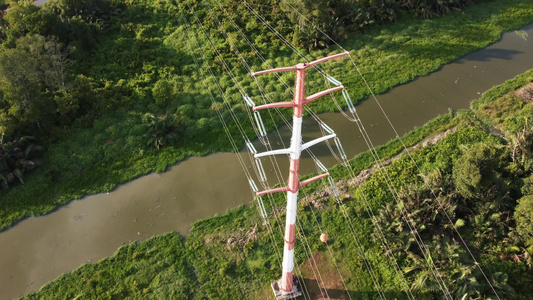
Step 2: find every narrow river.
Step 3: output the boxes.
[1,24,532,300]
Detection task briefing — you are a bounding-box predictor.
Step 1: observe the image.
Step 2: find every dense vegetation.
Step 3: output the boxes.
[0,0,532,231]
[23,70,533,299]
[0,135,43,188]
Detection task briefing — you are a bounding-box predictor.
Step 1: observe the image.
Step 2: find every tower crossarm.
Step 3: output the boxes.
[305,51,349,68]
[253,101,295,111]
[254,148,292,158]
[254,133,336,159]
[301,134,336,151]
[304,85,344,105]
[251,51,349,76]
[256,173,330,197]
[252,85,345,112]
[251,65,298,77]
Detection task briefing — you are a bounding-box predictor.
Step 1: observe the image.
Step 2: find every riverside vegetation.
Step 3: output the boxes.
[1,0,533,230]
[22,69,533,299]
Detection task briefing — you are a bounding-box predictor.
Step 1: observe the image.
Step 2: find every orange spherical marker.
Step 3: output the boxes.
[320,233,328,243]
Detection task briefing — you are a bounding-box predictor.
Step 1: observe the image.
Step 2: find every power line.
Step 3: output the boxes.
[216,1,414,297]
[277,1,500,298]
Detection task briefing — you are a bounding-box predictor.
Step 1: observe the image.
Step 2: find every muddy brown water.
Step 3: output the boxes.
[1,25,532,299]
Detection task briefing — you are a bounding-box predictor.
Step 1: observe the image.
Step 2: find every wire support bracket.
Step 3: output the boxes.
[320,122,335,134]
[253,110,268,137]
[315,159,328,173]
[248,178,259,193]
[326,75,342,86]
[328,176,340,198]
[342,89,357,114]
[245,140,257,154]
[334,137,347,161]
[257,196,268,219]
[243,94,255,107]
[255,158,268,182]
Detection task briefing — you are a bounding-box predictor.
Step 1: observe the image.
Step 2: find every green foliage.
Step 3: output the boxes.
[471,69,533,135]
[515,195,533,247]
[0,135,43,189]
[0,34,89,137]
[522,174,533,196]
[44,0,116,23]
[249,0,484,49]
[1,2,533,297]
[25,107,532,299]
[143,113,181,150]
[21,79,533,299]
[452,142,501,199]
[152,79,174,107]
[1,1,51,45]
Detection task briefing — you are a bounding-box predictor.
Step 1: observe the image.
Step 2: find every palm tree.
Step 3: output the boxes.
[143,114,182,150]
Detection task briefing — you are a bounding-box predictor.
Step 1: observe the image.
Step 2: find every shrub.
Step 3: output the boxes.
[452,142,500,199]
[0,136,43,189]
[143,113,181,150]
[152,79,173,107]
[515,195,533,247]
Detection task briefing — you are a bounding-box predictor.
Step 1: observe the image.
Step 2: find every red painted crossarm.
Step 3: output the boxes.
[299,173,330,188]
[251,51,349,77]
[251,66,298,77]
[256,186,290,197]
[253,101,295,111]
[304,85,344,105]
[305,51,349,68]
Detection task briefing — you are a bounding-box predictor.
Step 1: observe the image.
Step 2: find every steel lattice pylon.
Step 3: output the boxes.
[249,51,349,299]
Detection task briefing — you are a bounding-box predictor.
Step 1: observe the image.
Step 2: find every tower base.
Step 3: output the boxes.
[271,277,303,300]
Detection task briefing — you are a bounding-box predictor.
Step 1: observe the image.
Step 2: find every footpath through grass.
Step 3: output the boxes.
[1,0,533,231]
[23,69,533,299]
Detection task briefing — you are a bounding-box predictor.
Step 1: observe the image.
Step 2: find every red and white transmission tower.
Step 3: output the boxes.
[248,51,349,299]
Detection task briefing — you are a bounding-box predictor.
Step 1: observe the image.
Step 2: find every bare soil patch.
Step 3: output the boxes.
[299,251,350,299]
[514,82,533,103]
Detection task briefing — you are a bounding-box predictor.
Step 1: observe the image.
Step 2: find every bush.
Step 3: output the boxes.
[143,113,181,150]
[0,136,43,189]
[152,79,173,107]
[452,142,500,199]
[515,195,533,247]
[522,174,533,195]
